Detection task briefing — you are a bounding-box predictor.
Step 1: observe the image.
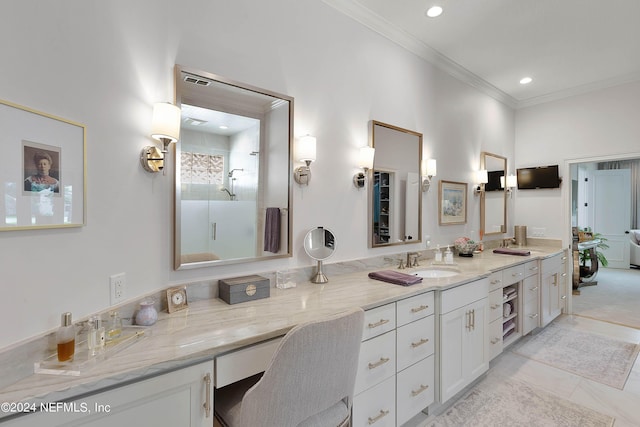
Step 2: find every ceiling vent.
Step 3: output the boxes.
[184,75,211,86]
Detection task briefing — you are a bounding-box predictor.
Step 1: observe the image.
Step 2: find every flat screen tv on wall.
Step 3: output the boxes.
[516,165,561,189]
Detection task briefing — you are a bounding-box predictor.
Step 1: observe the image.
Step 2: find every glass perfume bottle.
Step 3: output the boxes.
[56,312,76,362]
[107,311,123,341]
[87,316,105,355]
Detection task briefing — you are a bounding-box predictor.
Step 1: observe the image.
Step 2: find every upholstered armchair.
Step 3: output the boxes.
[631,230,640,268]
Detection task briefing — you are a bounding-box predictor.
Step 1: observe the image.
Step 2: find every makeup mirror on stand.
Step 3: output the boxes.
[303,227,336,283]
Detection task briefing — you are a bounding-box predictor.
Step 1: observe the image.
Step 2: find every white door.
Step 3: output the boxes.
[592,169,631,269]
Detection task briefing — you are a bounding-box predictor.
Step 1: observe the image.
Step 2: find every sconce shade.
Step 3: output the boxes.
[141,102,181,174]
[506,174,517,188]
[297,135,317,163]
[151,103,181,148]
[477,169,489,184]
[422,158,437,177]
[358,146,375,170]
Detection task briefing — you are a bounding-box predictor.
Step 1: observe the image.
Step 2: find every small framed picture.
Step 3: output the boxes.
[439,180,467,225]
[0,98,86,231]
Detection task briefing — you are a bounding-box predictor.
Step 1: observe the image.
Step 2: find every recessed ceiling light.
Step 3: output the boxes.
[520,77,533,85]
[426,6,443,18]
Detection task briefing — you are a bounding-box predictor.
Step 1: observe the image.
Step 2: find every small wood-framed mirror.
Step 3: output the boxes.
[480,151,507,238]
[369,121,422,247]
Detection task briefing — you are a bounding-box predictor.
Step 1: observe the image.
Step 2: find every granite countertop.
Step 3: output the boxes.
[0,245,564,412]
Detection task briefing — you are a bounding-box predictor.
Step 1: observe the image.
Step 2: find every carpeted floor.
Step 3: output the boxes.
[426,374,614,427]
[512,321,640,389]
[572,267,640,329]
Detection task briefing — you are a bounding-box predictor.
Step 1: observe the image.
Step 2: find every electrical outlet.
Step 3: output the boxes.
[110,273,126,305]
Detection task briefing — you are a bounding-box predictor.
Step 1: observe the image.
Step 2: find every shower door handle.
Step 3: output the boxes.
[211,222,217,240]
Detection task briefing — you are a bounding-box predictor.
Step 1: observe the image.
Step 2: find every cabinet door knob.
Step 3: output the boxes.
[530,286,539,291]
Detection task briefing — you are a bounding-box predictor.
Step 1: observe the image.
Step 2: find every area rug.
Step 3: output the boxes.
[427,375,614,427]
[513,322,640,389]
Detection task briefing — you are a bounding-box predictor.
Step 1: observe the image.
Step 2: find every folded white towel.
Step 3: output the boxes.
[503,302,512,317]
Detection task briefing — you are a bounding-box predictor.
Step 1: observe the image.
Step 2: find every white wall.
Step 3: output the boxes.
[514,81,640,241]
[0,0,514,350]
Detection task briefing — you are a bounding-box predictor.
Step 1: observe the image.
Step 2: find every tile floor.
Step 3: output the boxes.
[488,315,640,427]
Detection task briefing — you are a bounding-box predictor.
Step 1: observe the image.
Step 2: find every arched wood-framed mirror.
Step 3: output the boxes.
[369,121,422,247]
[174,65,293,269]
[480,151,507,238]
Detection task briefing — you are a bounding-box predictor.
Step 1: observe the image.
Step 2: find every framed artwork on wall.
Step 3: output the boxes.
[439,180,467,225]
[0,99,86,231]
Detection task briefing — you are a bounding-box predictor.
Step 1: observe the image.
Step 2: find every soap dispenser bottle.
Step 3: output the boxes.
[434,245,443,262]
[56,312,76,362]
[444,245,454,264]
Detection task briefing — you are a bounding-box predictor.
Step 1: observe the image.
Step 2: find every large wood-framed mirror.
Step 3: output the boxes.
[174,65,293,269]
[480,151,507,238]
[369,121,422,247]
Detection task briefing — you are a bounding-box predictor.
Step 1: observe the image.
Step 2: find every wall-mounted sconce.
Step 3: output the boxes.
[505,174,517,197]
[353,146,375,188]
[293,135,316,185]
[421,158,437,192]
[474,169,488,195]
[140,102,181,173]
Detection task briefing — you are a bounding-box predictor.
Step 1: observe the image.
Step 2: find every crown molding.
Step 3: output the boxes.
[323,0,518,109]
[516,71,640,109]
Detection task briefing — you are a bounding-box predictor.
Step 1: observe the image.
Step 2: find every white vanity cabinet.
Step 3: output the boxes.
[395,292,435,426]
[354,303,397,427]
[2,360,214,427]
[354,291,435,427]
[439,278,489,404]
[522,259,541,335]
[541,251,568,327]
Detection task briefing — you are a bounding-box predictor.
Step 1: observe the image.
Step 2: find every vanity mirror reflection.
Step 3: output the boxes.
[480,151,507,238]
[174,65,293,269]
[369,121,422,247]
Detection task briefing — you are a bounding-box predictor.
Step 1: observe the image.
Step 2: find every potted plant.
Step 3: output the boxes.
[578,227,609,280]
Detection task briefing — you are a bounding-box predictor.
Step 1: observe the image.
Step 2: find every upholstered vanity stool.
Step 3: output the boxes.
[214,307,365,427]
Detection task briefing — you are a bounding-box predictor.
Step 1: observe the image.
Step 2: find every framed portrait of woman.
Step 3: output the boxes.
[0,98,85,231]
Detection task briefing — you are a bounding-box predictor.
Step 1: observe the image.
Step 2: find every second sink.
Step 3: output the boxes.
[413,268,460,278]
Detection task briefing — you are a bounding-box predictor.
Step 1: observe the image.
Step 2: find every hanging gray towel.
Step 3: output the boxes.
[264,207,281,253]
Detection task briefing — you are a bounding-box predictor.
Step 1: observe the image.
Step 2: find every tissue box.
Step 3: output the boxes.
[219,275,270,305]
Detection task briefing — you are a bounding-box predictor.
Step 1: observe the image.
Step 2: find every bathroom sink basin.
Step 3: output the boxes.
[413,268,460,278]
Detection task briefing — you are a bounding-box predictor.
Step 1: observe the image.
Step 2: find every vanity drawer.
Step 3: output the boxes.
[215,337,281,387]
[503,264,525,286]
[396,355,434,426]
[353,376,396,427]
[396,291,434,326]
[396,315,434,371]
[522,275,540,305]
[355,330,396,394]
[488,270,504,292]
[488,288,503,323]
[523,303,540,335]
[441,278,489,314]
[362,303,396,341]
[489,318,503,360]
[542,252,562,272]
[524,260,539,277]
